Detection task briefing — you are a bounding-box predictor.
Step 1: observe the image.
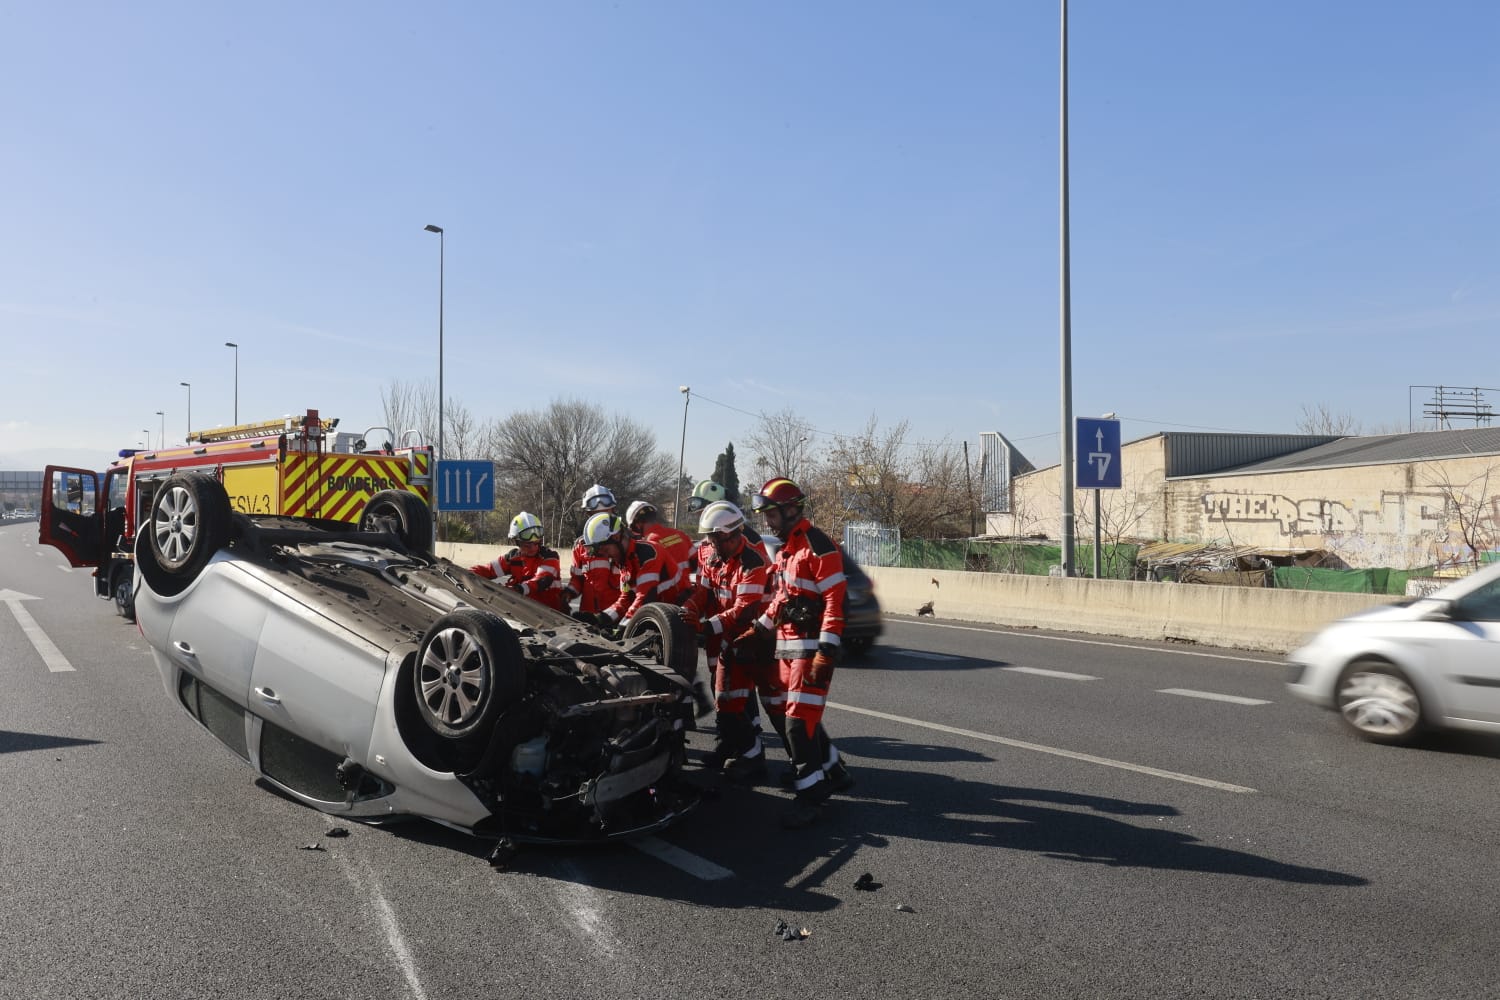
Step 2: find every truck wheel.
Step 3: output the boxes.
[111,565,136,621]
[622,602,698,681]
[413,609,525,765]
[359,490,433,557]
[149,475,232,581]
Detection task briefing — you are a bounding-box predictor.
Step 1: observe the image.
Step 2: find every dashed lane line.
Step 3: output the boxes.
[829,701,1256,794]
[632,836,735,880]
[1003,665,1099,681]
[1158,688,1271,706]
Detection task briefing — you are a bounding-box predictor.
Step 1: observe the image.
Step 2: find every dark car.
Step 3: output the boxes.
[129,474,698,849]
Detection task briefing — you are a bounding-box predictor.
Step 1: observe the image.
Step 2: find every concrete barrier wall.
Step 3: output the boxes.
[440,542,1396,654]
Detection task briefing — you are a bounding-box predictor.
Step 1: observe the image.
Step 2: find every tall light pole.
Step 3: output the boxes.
[180,382,192,443]
[155,411,164,449]
[1058,0,1076,577]
[674,386,690,527]
[142,430,150,449]
[224,342,239,424]
[424,224,445,547]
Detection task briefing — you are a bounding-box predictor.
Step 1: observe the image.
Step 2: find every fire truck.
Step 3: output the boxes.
[39,409,433,619]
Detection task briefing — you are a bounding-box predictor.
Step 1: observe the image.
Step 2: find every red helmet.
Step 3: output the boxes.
[752,477,805,513]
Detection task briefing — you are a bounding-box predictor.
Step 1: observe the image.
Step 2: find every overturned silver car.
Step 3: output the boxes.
[132,474,699,846]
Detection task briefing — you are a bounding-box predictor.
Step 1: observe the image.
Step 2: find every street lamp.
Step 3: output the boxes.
[225,342,239,424]
[674,386,690,527]
[155,411,164,449]
[424,223,445,547]
[142,430,150,449]
[180,382,192,442]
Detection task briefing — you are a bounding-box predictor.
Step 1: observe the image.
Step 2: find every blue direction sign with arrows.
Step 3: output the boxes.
[1075,418,1122,489]
[436,459,495,511]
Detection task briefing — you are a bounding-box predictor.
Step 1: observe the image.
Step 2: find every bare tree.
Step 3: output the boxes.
[747,408,815,482]
[1421,461,1500,570]
[486,398,675,544]
[1296,403,1360,436]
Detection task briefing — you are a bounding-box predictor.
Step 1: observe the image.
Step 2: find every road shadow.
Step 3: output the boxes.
[836,734,995,765]
[0,729,102,755]
[848,647,1010,673]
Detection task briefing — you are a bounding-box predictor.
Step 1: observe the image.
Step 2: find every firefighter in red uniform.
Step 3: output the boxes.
[625,500,694,585]
[580,512,690,629]
[469,512,563,611]
[679,501,788,781]
[560,484,622,619]
[582,511,711,715]
[748,477,855,829]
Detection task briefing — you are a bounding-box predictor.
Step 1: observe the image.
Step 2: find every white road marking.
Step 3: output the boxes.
[0,589,75,673]
[889,650,961,662]
[633,836,735,880]
[829,701,1256,794]
[898,619,1285,665]
[337,858,428,1000]
[1004,665,1098,681]
[1158,688,1271,706]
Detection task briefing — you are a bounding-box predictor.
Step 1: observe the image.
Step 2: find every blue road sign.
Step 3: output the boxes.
[436,459,495,511]
[1075,418,1122,489]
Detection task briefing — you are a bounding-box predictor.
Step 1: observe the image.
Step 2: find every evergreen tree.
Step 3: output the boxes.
[712,443,741,505]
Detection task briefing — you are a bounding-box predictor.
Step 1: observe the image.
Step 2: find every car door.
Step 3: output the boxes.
[1428,573,1500,724]
[39,466,102,568]
[246,586,385,787]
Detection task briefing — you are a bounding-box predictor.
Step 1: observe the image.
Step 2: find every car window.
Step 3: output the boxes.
[1451,576,1500,623]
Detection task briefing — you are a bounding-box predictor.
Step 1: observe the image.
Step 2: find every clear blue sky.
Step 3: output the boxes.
[3,2,1496,480]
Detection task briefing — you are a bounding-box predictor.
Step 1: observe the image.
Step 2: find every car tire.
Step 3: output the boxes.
[1335,660,1424,745]
[359,490,433,557]
[413,609,525,761]
[623,602,698,681]
[111,565,135,621]
[148,474,232,581]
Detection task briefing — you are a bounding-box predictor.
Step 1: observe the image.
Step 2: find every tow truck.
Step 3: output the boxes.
[39,409,434,619]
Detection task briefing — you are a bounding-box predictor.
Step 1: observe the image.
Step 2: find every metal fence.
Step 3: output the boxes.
[843,521,901,567]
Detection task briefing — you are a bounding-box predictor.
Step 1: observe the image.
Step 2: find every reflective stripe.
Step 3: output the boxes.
[792,576,820,591]
[717,687,751,702]
[709,617,725,635]
[794,769,824,792]
[536,565,559,578]
[816,571,846,592]
[603,608,621,623]
[636,571,660,586]
[761,694,787,708]
[775,639,819,657]
[741,736,765,760]
[736,582,764,597]
[787,690,826,707]
[713,586,735,602]
[755,613,774,631]
[823,744,840,769]
[819,632,841,646]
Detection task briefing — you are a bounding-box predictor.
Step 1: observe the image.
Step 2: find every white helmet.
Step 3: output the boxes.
[581,512,626,549]
[580,484,616,512]
[697,500,746,537]
[508,511,543,542]
[687,480,726,513]
[625,500,657,531]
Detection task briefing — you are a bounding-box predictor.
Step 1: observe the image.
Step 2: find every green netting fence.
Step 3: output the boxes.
[893,538,1141,580]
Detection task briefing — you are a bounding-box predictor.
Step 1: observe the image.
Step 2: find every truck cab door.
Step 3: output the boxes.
[40,466,103,568]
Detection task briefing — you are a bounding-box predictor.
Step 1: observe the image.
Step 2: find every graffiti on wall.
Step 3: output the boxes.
[1201,491,1449,538]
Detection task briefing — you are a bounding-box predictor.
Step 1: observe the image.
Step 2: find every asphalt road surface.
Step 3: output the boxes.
[3,522,1499,999]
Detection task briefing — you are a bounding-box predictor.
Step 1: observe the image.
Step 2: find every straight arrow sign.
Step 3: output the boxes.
[1075,418,1122,489]
[0,589,76,672]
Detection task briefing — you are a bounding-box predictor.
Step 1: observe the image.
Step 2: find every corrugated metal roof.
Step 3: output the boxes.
[1163,433,1340,477]
[1187,427,1500,477]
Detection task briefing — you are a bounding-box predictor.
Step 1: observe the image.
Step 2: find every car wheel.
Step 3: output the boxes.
[623,602,698,681]
[359,490,433,557]
[1335,660,1424,745]
[149,474,232,580]
[844,636,873,660]
[414,609,525,759]
[111,565,135,621]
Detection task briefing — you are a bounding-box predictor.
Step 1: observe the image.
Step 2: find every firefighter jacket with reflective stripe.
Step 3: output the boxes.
[682,539,770,639]
[569,537,621,614]
[690,526,769,583]
[481,545,562,611]
[642,522,694,570]
[604,537,687,624]
[757,517,846,649]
